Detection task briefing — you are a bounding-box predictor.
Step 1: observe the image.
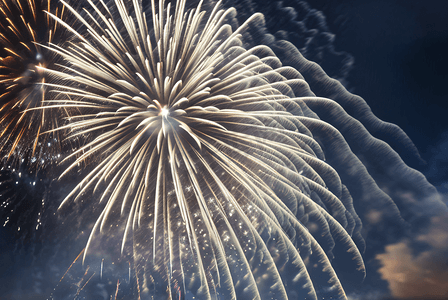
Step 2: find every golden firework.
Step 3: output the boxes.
[0,0,68,168]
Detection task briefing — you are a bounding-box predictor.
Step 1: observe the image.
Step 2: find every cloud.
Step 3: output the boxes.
[376,214,448,299]
[347,290,385,300]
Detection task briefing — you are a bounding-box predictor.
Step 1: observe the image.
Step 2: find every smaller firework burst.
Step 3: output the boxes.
[0,0,70,169]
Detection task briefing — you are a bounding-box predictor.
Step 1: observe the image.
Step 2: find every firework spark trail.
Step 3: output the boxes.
[48,248,89,300]
[59,248,85,284]
[114,279,120,300]
[29,0,415,298]
[101,257,104,280]
[73,265,96,299]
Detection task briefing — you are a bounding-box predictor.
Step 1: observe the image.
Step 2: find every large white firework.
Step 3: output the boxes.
[39,0,368,298]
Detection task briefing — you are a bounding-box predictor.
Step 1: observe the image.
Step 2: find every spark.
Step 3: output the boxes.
[100,258,104,280]
[114,279,120,300]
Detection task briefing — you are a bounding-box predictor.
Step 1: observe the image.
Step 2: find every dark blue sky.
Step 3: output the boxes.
[312,2,448,298]
[311,0,448,185]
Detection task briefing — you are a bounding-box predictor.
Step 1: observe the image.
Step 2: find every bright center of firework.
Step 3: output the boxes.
[160,106,169,117]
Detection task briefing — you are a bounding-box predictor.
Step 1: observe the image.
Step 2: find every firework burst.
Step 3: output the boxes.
[38,0,370,298]
[0,0,71,169]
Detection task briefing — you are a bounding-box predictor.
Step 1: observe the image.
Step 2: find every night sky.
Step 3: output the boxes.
[311,0,448,188]
[312,0,448,299]
[1,0,448,299]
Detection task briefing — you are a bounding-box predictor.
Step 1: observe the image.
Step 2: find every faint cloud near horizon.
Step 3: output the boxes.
[374,131,448,299]
[376,213,448,299]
